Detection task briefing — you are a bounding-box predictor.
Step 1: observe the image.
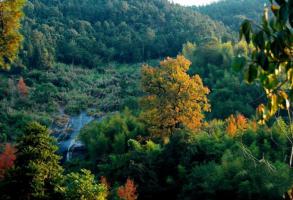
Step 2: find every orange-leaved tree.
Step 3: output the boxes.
[17,77,28,96]
[226,115,238,137]
[0,143,16,180]
[117,178,138,200]
[141,55,210,139]
[226,114,248,137]
[0,0,26,70]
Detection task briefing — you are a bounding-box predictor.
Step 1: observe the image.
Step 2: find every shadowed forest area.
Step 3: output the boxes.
[0,0,292,199]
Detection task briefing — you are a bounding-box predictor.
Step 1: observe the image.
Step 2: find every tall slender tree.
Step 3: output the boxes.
[1,122,63,200]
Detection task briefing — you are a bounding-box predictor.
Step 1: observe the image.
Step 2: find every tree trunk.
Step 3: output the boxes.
[289,146,293,167]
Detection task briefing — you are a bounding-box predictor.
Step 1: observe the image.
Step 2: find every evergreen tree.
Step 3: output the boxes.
[61,169,108,200]
[1,122,63,200]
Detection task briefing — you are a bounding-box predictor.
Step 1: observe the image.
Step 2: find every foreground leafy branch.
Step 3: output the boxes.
[235,0,293,123]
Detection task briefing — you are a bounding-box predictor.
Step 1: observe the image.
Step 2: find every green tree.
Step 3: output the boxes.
[181,40,261,119]
[61,169,108,200]
[181,151,293,200]
[0,0,26,69]
[1,122,63,200]
[32,83,57,104]
[182,42,196,61]
[80,109,147,163]
[30,30,54,69]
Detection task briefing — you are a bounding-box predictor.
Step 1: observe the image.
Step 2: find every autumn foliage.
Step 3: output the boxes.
[100,176,110,190]
[17,77,29,96]
[117,178,138,200]
[0,143,16,180]
[0,0,26,70]
[141,55,210,138]
[226,114,248,137]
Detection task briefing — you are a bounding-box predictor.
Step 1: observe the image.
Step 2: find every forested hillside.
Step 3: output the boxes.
[0,0,264,142]
[20,0,230,68]
[0,0,267,139]
[196,0,267,31]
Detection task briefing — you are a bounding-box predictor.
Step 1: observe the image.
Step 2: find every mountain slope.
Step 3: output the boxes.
[20,0,231,68]
[195,0,267,31]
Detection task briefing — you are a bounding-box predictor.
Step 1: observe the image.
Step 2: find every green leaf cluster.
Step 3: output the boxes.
[237,0,293,121]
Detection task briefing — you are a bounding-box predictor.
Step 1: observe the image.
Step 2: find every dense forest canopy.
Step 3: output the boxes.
[19,0,230,68]
[195,0,268,31]
[0,0,266,141]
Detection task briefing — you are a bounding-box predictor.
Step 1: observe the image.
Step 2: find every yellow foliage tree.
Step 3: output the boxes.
[226,114,248,137]
[140,55,210,139]
[0,0,26,70]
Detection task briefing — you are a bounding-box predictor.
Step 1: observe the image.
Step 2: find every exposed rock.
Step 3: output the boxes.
[51,114,71,142]
[67,140,87,161]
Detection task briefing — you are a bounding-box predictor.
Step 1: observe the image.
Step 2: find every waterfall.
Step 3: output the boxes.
[57,112,94,161]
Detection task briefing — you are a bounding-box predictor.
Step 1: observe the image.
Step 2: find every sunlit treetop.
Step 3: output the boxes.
[141,55,210,140]
[0,0,26,70]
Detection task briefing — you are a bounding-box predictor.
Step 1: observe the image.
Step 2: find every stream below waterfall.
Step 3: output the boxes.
[56,111,94,161]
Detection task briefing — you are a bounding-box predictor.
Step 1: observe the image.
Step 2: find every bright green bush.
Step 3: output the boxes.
[61,169,108,200]
[80,109,147,162]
